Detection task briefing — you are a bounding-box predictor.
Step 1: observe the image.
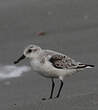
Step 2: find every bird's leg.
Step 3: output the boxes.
[55,80,63,98]
[49,78,55,99]
[42,78,55,100]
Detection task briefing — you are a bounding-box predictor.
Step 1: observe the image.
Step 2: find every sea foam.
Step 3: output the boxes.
[0,65,31,80]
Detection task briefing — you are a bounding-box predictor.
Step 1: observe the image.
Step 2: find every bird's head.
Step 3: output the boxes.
[14,44,41,64]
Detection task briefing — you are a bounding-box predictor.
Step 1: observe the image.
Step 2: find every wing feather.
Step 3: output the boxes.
[49,54,77,69]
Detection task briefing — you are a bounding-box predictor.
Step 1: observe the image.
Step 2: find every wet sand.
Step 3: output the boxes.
[0,0,98,110]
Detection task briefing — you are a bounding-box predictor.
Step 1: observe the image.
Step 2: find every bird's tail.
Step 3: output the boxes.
[76,64,95,69]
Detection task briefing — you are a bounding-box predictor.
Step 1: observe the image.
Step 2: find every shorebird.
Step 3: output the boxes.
[14,44,94,100]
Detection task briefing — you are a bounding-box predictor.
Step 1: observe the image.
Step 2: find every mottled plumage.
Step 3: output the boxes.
[49,54,77,69]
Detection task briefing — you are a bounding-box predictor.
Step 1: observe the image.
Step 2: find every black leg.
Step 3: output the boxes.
[49,78,55,99]
[42,78,55,100]
[55,80,63,98]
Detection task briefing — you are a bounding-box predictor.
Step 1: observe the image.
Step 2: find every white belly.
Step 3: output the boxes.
[30,59,76,78]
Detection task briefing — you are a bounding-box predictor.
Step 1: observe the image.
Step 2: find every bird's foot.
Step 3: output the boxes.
[54,95,59,99]
[42,98,47,101]
[42,97,53,101]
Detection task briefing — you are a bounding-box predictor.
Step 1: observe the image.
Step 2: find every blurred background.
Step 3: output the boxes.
[0,0,98,110]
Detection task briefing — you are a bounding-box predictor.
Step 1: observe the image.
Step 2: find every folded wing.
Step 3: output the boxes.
[49,54,78,69]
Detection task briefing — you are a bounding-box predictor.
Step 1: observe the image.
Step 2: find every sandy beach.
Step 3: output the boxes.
[0,0,98,110]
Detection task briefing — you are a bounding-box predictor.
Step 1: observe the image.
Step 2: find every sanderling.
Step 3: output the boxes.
[14,44,94,100]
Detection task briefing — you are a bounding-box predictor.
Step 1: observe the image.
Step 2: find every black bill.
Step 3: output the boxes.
[14,54,25,64]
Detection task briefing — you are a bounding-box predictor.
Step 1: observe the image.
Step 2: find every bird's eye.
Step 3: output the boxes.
[27,49,32,53]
